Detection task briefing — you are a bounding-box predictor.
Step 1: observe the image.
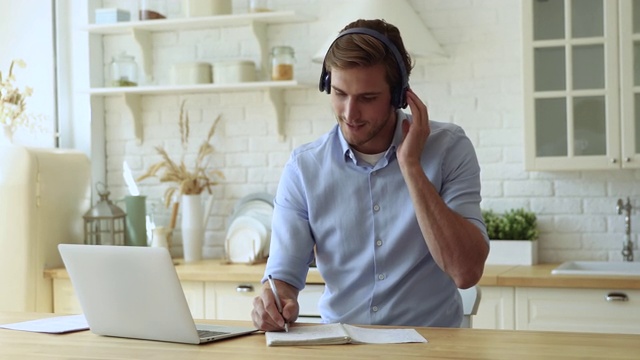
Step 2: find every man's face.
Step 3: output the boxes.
[329,64,396,154]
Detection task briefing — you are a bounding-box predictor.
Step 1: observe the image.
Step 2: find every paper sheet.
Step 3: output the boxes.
[0,314,89,334]
[342,324,427,344]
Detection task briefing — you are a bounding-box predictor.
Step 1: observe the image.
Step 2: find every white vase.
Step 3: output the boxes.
[1,124,14,145]
[181,194,204,262]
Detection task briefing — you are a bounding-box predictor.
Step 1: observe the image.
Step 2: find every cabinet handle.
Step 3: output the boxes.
[605,292,629,302]
[625,157,631,162]
[236,285,255,293]
[611,158,618,164]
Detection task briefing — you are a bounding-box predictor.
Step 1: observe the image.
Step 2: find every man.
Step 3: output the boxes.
[252,19,489,330]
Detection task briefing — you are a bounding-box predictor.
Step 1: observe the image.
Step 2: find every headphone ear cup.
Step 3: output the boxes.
[319,66,331,94]
[390,87,403,109]
[391,88,399,109]
[398,87,408,109]
[323,72,331,94]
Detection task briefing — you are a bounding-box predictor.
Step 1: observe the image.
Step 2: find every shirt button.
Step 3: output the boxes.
[378,274,385,280]
[373,204,380,212]
[372,171,377,176]
[376,240,383,247]
[372,306,379,312]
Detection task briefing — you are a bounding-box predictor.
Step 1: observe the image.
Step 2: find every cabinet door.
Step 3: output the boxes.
[207,282,260,321]
[472,286,515,330]
[52,279,82,314]
[523,0,621,170]
[181,281,205,320]
[620,0,640,166]
[515,287,640,334]
[52,278,206,319]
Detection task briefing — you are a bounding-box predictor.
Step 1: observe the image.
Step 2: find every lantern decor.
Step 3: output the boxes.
[83,182,126,245]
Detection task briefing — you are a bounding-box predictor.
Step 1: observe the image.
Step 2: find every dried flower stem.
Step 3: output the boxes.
[137,99,224,208]
[1,59,41,133]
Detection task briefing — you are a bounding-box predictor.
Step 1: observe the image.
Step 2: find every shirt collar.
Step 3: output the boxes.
[338,110,409,164]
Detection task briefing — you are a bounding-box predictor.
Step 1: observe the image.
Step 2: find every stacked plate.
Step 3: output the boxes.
[225,193,274,263]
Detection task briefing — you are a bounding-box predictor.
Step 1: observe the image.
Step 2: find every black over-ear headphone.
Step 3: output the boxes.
[318,27,409,109]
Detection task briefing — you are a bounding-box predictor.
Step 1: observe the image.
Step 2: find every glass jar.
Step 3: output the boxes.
[249,0,270,13]
[139,0,167,20]
[110,52,138,87]
[271,46,294,81]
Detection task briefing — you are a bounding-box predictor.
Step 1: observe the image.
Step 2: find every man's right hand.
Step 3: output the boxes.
[251,278,300,331]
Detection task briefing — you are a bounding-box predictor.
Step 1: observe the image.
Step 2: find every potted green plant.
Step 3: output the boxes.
[482,208,539,265]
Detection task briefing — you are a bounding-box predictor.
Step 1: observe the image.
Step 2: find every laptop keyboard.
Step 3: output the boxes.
[198,329,230,339]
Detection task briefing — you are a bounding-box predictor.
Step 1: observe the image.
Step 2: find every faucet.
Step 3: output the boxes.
[616,197,634,262]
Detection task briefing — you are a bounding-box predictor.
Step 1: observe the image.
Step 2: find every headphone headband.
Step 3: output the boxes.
[318,27,409,108]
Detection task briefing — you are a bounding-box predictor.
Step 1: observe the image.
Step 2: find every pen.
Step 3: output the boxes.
[267,274,289,332]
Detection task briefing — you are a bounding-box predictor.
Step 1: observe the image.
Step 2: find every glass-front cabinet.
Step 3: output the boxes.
[523,0,640,170]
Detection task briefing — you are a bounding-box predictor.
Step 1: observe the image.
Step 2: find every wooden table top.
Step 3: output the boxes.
[44,260,640,289]
[2,312,640,360]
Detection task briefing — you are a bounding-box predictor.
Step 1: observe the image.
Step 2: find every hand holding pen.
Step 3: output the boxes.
[267,275,289,332]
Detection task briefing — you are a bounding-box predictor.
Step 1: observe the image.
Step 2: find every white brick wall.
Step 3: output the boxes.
[99,0,638,262]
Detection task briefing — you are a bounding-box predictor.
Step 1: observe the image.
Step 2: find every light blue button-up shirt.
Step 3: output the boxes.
[264,110,488,327]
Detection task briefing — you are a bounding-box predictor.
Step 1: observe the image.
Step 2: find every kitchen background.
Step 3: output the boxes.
[8,0,640,263]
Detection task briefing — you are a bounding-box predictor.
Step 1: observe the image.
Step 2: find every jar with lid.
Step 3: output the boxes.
[249,0,271,13]
[139,0,167,20]
[110,52,138,87]
[271,46,294,81]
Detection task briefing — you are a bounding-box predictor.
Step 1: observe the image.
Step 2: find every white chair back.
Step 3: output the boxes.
[458,285,481,328]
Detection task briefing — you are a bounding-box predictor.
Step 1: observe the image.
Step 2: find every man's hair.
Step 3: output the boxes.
[324,19,413,97]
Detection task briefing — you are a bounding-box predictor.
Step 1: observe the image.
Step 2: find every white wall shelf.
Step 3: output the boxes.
[89,80,300,96]
[90,81,303,143]
[84,9,314,144]
[86,11,313,78]
[84,11,313,34]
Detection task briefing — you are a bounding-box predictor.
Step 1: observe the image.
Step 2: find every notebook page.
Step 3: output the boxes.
[265,323,349,346]
[342,324,427,344]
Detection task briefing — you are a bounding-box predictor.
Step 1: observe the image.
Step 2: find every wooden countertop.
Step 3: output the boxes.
[2,312,640,359]
[44,259,325,284]
[494,263,640,289]
[44,260,640,289]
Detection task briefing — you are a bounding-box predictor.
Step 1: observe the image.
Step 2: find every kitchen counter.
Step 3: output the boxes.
[492,263,640,289]
[44,259,325,284]
[44,260,640,289]
[3,312,640,359]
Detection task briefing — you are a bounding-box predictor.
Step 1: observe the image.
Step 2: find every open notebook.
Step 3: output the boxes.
[58,244,257,344]
[265,323,427,346]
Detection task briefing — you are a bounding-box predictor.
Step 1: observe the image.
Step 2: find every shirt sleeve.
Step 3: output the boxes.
[439,126,489,242]
[262,153,315,290]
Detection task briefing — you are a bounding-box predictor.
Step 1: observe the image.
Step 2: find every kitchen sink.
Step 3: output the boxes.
[551,261,640,276]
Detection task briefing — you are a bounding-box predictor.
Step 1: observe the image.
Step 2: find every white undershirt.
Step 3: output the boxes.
[352,149,385,166]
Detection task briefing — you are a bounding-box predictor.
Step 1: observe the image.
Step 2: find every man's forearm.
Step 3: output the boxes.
[401,164,488,288]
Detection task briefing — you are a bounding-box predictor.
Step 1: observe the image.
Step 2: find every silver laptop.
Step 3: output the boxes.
[58,244,258,344]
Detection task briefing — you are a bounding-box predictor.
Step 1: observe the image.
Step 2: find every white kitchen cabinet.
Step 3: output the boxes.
[51,277,304,322]
[52,278,82,314]
[523,0,640,170]
[204,281,260,321]
[50,276,640,334]
[180,281,205,319]
[472,286,515,330]
[83,4,312,145]
[51,278,206,319]
[204,282,324,322]
[515,287,640,334]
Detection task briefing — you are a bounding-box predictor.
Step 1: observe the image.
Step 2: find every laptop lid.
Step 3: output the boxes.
[58,244,257,344]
